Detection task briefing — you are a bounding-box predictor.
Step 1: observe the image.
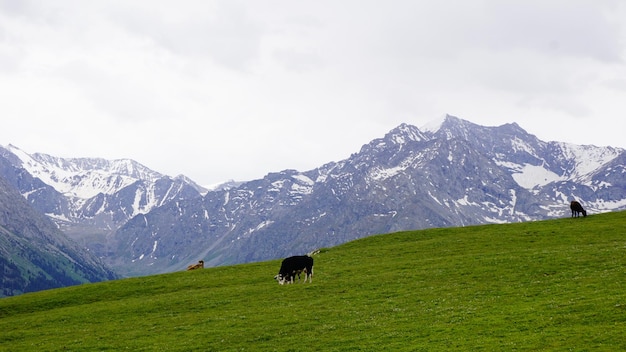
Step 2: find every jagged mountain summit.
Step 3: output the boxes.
[109,115,626,276]
[5,144,208,199]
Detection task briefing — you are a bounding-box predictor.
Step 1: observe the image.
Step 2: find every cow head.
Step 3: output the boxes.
[274,274,291,285]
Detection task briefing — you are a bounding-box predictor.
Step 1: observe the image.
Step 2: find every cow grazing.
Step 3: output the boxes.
[274,255,313,285]
[186,260,204,271]
[570,200,587,217]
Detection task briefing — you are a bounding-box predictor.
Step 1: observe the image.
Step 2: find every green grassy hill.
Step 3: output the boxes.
[1,211,625,351]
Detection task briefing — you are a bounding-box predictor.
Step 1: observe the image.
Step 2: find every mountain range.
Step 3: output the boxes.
[1,115,625,284]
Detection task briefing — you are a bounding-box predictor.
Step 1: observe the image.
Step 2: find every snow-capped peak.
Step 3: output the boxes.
[7,145,164,199]
[555,142,622,178]
[387,123,427,144]
[420,115,448,134]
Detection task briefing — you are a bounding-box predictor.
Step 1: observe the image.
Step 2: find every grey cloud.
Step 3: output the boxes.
[0,0,68,27]
[272,49,324,72]
[603,78,626,91]
[517,93,592,118]
[480,2,623,62]
[0,26,20,72]
[0,0,35,16]
[111,1,264,71]
[329,1,624,63]
[0,49,21,72]
[56,60,175,122]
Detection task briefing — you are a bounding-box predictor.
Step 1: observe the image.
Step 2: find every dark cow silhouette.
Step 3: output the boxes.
[570,200,587,217]
[274,255,313,285]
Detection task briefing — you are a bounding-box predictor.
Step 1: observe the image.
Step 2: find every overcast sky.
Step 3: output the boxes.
[1,1,625,186]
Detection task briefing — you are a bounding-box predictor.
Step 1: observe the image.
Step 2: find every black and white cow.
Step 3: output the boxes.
[274,255,313,285]
[570,200,587,217]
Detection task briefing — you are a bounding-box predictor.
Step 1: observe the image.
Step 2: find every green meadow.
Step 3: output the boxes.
[1,211,625,351]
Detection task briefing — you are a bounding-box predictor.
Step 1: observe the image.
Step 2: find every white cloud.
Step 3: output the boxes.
[1,1,625,186]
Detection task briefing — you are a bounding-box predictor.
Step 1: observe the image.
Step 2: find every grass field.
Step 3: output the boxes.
[1,211,625,351]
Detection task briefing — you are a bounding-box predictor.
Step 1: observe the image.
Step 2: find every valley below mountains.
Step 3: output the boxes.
[2,115,625,286]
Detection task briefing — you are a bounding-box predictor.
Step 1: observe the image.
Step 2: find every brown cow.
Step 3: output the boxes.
[186,260,204,271]
[570,200,587,217]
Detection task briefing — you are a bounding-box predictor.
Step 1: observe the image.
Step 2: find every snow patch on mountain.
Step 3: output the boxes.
[292,174,315,185]
[388,123,426,144]
[591,198,626,211]
[495,156,563,189]
[246,220,274,236]
[291,182,313,195]
[421,115,447,133]
[511,164,562,189]
[369,165,405,181]
[557,142,621,177]
[511,137,539,157]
